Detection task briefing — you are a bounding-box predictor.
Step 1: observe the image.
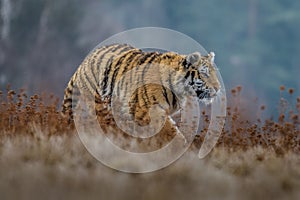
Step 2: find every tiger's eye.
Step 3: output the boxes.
[198,65,209,78]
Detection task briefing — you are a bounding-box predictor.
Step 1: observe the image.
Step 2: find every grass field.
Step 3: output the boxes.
[0,86,300,200]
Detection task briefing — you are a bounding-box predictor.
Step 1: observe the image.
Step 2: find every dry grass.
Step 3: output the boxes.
[194,85,300,154]
[0,132,299,200]
[0,85,300,200]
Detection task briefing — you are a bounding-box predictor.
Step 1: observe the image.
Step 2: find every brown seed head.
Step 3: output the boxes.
[236,85,242,92]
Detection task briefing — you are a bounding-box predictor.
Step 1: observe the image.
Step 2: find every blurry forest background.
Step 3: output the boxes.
[0,0,300,116]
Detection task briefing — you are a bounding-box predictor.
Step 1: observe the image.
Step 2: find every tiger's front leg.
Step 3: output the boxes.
[128,91,169,127]
[130,105,151,126]
[128,86,153,126]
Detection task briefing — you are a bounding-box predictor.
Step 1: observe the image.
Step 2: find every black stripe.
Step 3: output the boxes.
[117,45,133,54]
[102,45,133,96]
[138,105,148,121]
[127,52,143,90]
[95,45,116,78]
[66,88,73,95]
[63,77,79,113]
[111,44,129,53]
[162,85,170,106]
[137,52,153,65]
[168,72,177,108]
[190,71,195,85]
[107,52,131,98]
[91,46,118,97]
[134,52,150,84]
[182,59,187,68]
[141,52,157,106]
[78,67,92,95]
[121,53,144,99]
[90,55,100,93]
[182,58,191,69]
[90,62,100,93]
[171,92,177,108]
[117,51,139,96]
[135,53,153,106]
[152,96,157,101]
[63,98,72,104]
[158,56,171,107]
[162,53,172,59]
[96,44,125,95]
[101,52,121,95]
[184,71,190,80]
[99,64,111,95]
[118,51,139,89]
[130,91,139,117]
[83,67,98,96]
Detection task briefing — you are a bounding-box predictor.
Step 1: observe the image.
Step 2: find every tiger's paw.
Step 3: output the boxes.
[132,107,151,126]
[135,115,151,126]
[168,116,187,144]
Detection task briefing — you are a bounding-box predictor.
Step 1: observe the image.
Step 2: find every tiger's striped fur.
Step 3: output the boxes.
[62,43,220,129]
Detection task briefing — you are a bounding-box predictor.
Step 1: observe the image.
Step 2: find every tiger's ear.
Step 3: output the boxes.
[186,52,201,64]
[208,52,215,63]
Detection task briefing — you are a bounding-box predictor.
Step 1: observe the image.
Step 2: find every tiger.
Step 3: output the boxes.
[62,43,220,150]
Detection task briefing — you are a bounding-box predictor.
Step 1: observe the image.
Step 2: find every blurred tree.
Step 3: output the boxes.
[0,0,82,94]
[162,0,300,112]
[0,0,299,113]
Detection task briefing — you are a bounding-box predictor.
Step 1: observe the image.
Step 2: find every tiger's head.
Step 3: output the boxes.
[183,51,221,103]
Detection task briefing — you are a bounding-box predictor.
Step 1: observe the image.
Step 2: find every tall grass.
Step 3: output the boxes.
[0,85,73,136]
[0,85,300,200]
[0,85,299,153]
[195,85,300,154]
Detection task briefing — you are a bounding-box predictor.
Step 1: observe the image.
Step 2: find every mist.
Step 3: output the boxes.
[1,0,299,116]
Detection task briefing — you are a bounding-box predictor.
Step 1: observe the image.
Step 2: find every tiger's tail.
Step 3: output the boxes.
[61,72,79,123]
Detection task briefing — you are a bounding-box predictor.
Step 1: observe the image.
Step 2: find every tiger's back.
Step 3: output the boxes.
[62,44,187,123]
